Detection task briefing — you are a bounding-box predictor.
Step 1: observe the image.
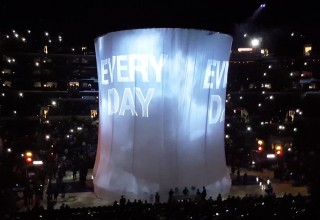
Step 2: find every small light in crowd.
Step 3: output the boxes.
[51,100,56,106]
[22,37,26,42]
[44,46,48,54]
[70,129,74,133]
[258,103,262,107]
[293,128,298,132]
[45,32,49,36]
[33,160,43,165]
[77,126,82,131]
[6,35,10,39]
[45,135,50,140]
[14,33,19,38]
[225,134,229,139]
[268,65,272,69]
[7,148,12,153]
[304,62,307,66]
[13,110,17,114]
[19,92,23,97]
[291,32,294,37]
[276,150,282,155]
[27,30,31,34]
[267,154,276,159]
[247,127,251,131]
[35,62,40,66]
[1,93,5,97]
[227,123,230,127]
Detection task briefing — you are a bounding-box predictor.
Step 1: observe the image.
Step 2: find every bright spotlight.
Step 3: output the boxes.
[251,38,260,47]
[260,3,266,8]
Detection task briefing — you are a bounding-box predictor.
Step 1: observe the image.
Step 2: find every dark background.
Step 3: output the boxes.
[1,0,319,48]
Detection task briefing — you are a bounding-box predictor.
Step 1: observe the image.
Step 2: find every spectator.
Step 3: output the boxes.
[201,186,207,200]
[72,168,77,180]
[26,184,34,206]
[119,195,126,206]
[182,187,189,196]
[155,192,160,204]
[236,168,241,183]
[60,182,65,199]
[243,172,248,185]
[168,188,174,203]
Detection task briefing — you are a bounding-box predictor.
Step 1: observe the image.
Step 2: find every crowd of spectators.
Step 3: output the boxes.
[1,113,320,219]
[13,193,319,220]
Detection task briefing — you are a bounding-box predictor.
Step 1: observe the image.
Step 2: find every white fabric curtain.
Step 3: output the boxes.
[94,28,233,202]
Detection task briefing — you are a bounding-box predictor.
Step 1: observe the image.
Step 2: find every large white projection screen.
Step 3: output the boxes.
[94,28,233,202]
